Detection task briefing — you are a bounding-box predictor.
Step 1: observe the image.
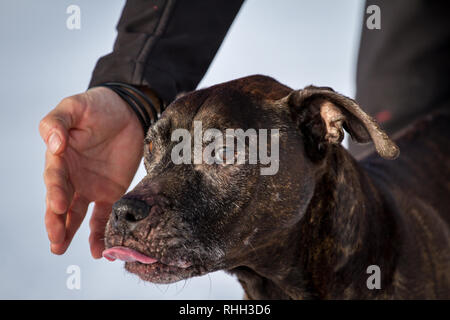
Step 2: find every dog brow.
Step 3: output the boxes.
[145,118,171,143]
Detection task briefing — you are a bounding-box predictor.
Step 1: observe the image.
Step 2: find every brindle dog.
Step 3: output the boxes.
[102,75,449,299]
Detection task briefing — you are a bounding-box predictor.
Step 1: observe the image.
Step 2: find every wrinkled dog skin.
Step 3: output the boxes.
[104,75,450,299]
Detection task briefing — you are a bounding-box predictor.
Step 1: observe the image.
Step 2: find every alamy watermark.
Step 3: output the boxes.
[66,5,81,30]
[170,121,280,175]
[366,5,381,30]
[66,264,81,290]
[366,265,381,290]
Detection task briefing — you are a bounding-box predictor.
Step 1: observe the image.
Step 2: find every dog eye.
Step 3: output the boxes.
[215,147,224,163]
[148,141,153,153]
[215,147,234,163]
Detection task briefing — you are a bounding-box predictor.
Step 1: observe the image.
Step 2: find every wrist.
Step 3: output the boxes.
[90,83,164,135]
[86,86,146,139]
[125,86,163,123]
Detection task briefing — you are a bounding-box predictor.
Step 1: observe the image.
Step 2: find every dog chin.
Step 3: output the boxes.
[124,261,207,284]
[103,238,216,284]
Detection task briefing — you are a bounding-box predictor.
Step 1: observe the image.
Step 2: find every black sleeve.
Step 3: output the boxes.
[350,0,450,157]
[356,0,450,133]
[89,0,244,103]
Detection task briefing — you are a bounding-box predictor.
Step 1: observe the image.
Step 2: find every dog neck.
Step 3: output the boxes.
[232,146,398,299]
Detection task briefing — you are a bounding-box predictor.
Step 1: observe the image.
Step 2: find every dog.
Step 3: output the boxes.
[102,75,450,299]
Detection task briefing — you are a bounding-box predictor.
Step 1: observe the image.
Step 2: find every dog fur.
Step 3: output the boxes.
[104,75,450,299]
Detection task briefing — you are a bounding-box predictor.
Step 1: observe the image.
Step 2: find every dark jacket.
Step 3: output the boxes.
[89,0,450,143]
[89,0,243,104]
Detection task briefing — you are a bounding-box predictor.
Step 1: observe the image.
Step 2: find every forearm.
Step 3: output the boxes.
[89,0,244,104]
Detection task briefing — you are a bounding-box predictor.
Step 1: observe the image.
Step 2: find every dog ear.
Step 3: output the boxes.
[283,85,399,160]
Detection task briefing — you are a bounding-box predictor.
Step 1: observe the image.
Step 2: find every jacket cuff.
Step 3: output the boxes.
[88,56,176,105]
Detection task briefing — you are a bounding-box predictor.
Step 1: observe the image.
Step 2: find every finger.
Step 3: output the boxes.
[45,205,67,247]
[44,150,73,214]
[38,95,86,155]
[50,194,90,255]
[89,202,112,259]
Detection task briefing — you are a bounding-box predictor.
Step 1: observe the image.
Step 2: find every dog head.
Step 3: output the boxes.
[102,75,398,283]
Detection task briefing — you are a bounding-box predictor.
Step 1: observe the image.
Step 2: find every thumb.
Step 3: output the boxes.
[47,131,64,155]
[39,112,71,155]
[39,96,84,154]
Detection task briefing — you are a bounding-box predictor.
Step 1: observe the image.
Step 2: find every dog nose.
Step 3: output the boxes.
[112,198,151,227]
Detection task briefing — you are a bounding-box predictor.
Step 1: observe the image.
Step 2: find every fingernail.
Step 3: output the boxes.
[49,133,61,154]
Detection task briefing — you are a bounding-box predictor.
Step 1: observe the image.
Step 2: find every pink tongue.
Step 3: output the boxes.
[102,247,158,264]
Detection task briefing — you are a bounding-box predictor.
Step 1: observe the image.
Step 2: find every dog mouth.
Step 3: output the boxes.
[102,246,203,283]
[103,247,159,264]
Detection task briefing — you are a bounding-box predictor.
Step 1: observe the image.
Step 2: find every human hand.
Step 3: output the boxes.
[39,87,145,258]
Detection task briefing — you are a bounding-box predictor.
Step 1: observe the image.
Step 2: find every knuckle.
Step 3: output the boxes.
[90,216,106,230]
[44,166,66,184]
[38,117,50,135]
[39,114,64,138]
[61,94,85,108]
